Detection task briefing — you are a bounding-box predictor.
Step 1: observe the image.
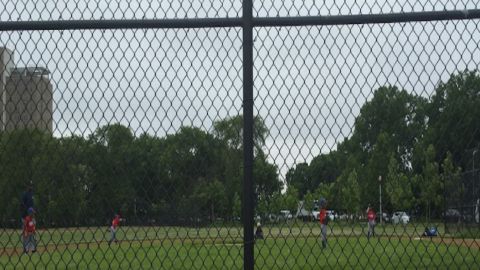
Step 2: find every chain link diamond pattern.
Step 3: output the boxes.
[1,1,480,269]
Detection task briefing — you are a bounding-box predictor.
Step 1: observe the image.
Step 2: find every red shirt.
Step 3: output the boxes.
[23,216,36,233]
[112,216,121,229]
[367,209,376,221]
[318,209,327,225]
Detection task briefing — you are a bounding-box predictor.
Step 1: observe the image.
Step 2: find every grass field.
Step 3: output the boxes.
[1,222,479,269]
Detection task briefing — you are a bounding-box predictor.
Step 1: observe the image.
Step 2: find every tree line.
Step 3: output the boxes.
[0,70,478,227]
[0,115,281,227]
[286,70,479,221]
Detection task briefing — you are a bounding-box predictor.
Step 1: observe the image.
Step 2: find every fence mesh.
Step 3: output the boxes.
[1,1,480,269]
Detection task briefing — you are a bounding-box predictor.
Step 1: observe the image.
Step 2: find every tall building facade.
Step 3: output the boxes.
[4,67,53,133]
[0,47,14,129]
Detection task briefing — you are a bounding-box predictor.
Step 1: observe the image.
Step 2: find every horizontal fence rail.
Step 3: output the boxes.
[1,10,480,31]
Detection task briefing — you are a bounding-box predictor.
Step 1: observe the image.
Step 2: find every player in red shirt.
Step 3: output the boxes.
[108,214,124,245]
[366,205,376,239]
[318,198,328,249]
[22,207,37,254]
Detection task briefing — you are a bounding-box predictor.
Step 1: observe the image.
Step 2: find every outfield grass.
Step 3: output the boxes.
[1,223,479,269]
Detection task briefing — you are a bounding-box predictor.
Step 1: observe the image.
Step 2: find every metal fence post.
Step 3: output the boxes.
[242,0,254,269]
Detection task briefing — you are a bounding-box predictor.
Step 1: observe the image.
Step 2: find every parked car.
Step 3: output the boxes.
[443,209,462,223]
[278,210,293,221]
[326,210,336,221]
[392,211,410,224]
[296,201,315,221]
[267,213,277,223]
[376,212,390,223]
[311,207,320,221]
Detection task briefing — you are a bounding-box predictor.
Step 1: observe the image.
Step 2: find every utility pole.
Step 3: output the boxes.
[379,175,382,224]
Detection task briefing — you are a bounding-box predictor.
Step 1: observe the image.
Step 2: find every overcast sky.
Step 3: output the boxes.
[1,0,480,180]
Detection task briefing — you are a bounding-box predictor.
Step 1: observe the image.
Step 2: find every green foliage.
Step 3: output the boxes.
[1,70,478,226]
[192,178,226,221]
[285,163,310,197]
[385,155,415,211]
[254,151,282,196]
[421,145,442,221]
[283,186,299,212]
[313,183,334,204]
[303,191,315,213]
[425,71,480,170]
[335,169,361,215]
[442,152,463,208]
[213,114,268,154]
[284,71,480,220]
[232,193,241,220]
[0,115,279,227]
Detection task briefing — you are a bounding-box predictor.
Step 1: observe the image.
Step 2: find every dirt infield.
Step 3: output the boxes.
[425,237,480,250]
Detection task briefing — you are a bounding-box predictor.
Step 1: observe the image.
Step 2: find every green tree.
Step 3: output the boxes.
[213,115,268,154]
[161,126,223,218]
[283,186,299,213]
[313,183,334,205]
[309,152,341,186]
[285,163,310,197]
[254,151,282,197]
[232,193,241,220]
[87,124,136,221]
[129,133,168,220]
[421,145,442,221]
[345,86,427,206]
[192,178,226,221]
[385,155,415,211]
[300,183,335,212]
[352,86,427,164]
[213,115,271,217]
[442,152,463,209]
[425,71,480,170]
[335,169,361,216]
[303,190,315,213]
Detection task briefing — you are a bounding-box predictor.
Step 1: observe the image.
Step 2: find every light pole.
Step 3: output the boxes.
[474,150,477,199]
[379,175,382,224]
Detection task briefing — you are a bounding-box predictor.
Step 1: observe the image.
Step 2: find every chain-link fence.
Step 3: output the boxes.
[1,1,480,269]
[445,168,479,235]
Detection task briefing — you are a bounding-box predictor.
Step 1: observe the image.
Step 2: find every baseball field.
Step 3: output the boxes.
[1,222,479,269]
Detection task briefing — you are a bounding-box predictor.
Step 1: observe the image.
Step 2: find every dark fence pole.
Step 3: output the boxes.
[253,9,480,26]
[0,18,243,31]
[242,0,254,269]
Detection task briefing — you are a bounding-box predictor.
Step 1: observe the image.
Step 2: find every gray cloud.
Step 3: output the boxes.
[1,1,480,182]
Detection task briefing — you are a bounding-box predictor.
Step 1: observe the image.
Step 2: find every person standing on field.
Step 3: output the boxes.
[23,207,37,254]
[255,222,264,240]
[108,214,124,245]
[318,198,328,249]
[366,205,376,239]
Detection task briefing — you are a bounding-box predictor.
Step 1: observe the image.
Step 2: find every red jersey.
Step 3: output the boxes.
[318,209,327,225]
[367,209,376,221]
[23,216,36,233]
[112,216,121,229]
